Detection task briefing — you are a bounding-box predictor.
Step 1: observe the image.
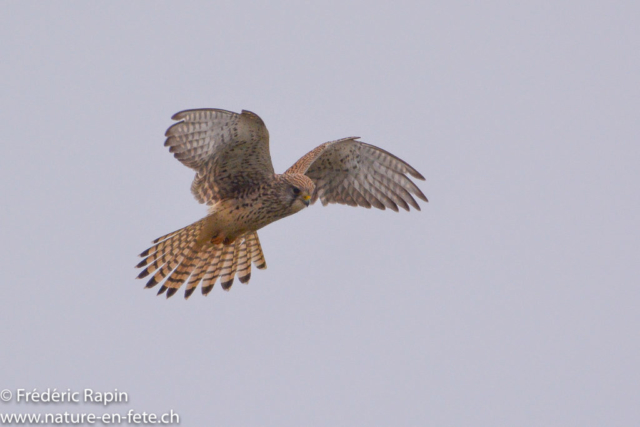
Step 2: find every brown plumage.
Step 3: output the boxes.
[136,108,427,298]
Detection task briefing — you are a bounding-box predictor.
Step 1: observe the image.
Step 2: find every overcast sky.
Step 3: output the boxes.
[1,1,638,426]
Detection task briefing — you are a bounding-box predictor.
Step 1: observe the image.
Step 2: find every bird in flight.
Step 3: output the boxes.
[136,109,427,298]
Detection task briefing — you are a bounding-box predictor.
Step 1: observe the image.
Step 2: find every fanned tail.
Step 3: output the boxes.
[136,224,267,299]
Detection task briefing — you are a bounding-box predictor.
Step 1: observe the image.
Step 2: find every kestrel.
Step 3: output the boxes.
[137,109,427,298]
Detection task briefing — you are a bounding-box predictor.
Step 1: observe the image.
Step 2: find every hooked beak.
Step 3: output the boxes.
[303,194,311,207]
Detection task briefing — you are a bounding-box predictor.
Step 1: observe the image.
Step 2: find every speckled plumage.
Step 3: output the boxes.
[137,108,427,298]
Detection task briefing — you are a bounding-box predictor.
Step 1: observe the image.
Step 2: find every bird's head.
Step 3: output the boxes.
[281,174,315,213]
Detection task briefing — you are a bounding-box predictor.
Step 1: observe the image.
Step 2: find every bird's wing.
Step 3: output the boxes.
[286,137,427,211]
[164,109,275,205]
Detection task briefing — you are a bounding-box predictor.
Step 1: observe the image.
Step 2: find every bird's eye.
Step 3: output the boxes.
[292,187,301,195]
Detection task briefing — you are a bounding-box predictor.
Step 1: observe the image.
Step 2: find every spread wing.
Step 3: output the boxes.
[164,109,275,205]
[286,137,427,211]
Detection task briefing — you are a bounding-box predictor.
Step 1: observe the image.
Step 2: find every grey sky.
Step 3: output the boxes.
[1,1,638,426]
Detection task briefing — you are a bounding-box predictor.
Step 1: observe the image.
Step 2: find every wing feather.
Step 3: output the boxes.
[286,138,426,211]
[163,109,274,205]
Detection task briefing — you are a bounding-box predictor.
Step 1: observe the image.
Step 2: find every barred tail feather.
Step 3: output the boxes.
[136,225,267,299]
[184,245,216,299]
[236,239,251,284]
[200,248,224,296]
[220,243,239,290]
[247,232,267,270]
